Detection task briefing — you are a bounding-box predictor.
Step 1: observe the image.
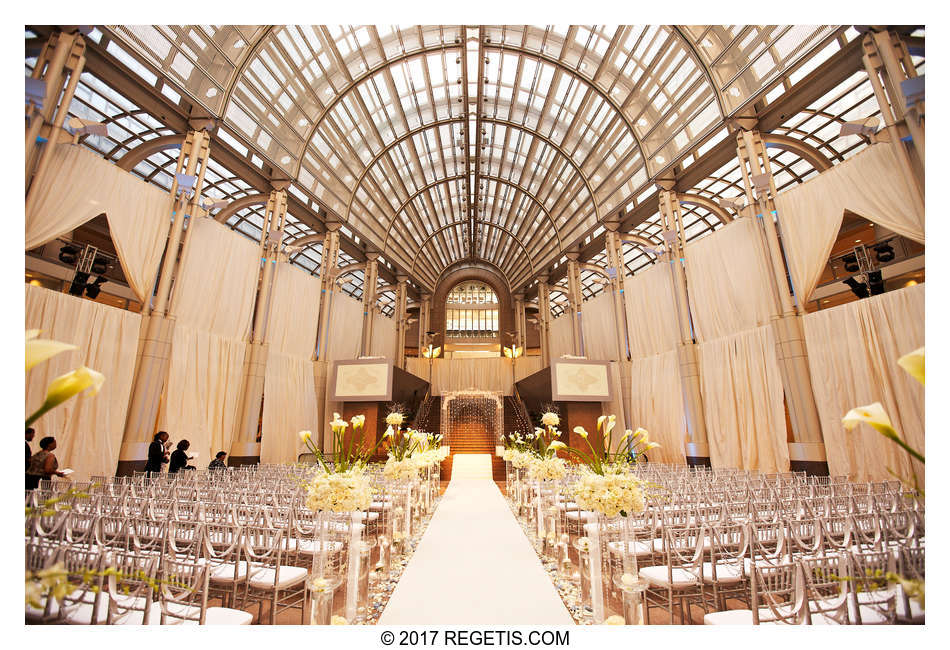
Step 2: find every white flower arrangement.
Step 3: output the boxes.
[385,412,404,427]
[571,466,646,518]
[382,456,420,481]
[510,449,536,469]
[527,455,567,481]
[304,466,374,513]
[540,411,560,427]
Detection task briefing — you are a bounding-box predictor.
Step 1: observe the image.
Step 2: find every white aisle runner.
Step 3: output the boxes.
[378,454,573,625]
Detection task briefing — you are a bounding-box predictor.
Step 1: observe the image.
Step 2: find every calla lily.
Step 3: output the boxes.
[351,414,365,429]
[898,347,925,386]
[597,415,607,431]
[604,414,617,436]
[573,426,589,439]
[26,366,105,427]
[842,403,894,433]
[384,426,395,438]
[619,429,632,446]
[549,440,567,451]
[298,430,312,442]
[26,331,77,372]
[643,442,660,451]
[633,427,649,444]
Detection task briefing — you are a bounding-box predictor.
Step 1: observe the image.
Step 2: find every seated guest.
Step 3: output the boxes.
[26,436,66,489]
[26,428,35,471]
[208,451,228,471]
[168,440,196,473]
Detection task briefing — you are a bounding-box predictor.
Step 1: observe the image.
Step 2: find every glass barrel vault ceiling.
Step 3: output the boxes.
[102,25,844,291]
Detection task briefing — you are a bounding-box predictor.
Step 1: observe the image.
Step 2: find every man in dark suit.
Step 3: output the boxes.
[144,431,170,477]
[26,427,35,470]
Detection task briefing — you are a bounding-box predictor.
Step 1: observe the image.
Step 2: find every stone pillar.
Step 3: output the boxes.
[360,253,380,357]
[314,224,341,361]
[604,226,634,432]
[537,275,552,367]
[417,292,432,356]
[230,187,289,465]
[565,255,584,356]
[25,30,85,192]
[658,188,710,466]
[395,275,409,367]
[736,129,827,474]
[118,127,211,475]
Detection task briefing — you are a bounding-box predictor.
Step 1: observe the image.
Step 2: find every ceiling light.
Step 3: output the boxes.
[206,88,218,98]
[655,155,665,164]
[728,87,741,97]
[637,118,648,127]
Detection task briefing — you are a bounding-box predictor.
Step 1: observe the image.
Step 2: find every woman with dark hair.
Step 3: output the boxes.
[144,431,170,477]
[168,439,196,473]
[26,437,66,489]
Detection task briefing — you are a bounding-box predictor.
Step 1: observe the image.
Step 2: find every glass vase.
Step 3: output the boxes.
[308,575,342,625]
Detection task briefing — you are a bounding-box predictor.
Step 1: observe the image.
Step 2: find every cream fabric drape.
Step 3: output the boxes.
[370,315,398,360]
[261,353,319,464]
[260,262,323,463]
[601,361,625,438]
[405,357,540,395]
[324,294,364,361]
[26,144,172,301]
[159,327,247,467]
[267,262,321,358]
[549,314,574,359]
[775,143,925,304]
[628,350,687,464]
[581,291,619,360]
[698,325,790,472]
[171,217,261,339]
[685,217,777,342]
[160,217,261,463]
[623,262,680,358]
[803,284,924,483]
[25,285,140,480]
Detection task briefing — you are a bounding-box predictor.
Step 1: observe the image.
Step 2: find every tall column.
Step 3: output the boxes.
[658,188,710,465]
[395,275,409,367]
[512,293,526,350]
[537,275,552,367]
[360,253,380,357]
[736,129,827,474]
[118,127,212,474]
[25,30,85,192]
[604,225,634,432]
[862,29,925,197]
[565,255,584,356]
[417,292,432,356]
[315,223,342,361]
[230,186,289,465]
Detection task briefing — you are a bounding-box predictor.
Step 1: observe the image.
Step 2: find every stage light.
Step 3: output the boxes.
[90,255,110,275]
[867,270,885,296]
[84,276,107,299]
[58,244,80,265]
[68,271,90,297]
[843,276,870,299]
[843,254,860,273]
[874,243,895,263]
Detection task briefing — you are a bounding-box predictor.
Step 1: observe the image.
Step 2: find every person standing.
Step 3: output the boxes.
[26,437,66,490]
[168,440,196,473]
[144,431,170,477]
[26,428,35,471]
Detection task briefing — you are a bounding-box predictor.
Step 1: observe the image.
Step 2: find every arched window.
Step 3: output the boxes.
[445,281,499,339]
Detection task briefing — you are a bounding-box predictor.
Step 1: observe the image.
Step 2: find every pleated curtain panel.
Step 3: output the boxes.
[580,291,619,361]
[405,356,543,396]
[322,294,366,440]
[548,314,574,359]
[775,143,925,304]
[622,263,687,463]
[370,315,398,360]
[685,217,789,471]
[26,285,141,480]
[803,284,924,482]
[158,217,261,465]
[260,262,322,464]
[25,143,172,301]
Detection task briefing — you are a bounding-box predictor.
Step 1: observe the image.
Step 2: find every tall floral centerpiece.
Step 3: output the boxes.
[564,415,655,624]
[524,413,567,552]
[298,413,384,624]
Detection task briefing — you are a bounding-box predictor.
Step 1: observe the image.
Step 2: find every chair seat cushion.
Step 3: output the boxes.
[704,609,753,625]
[158,602,254,625]
[247,565,308,590]
[208,560,249,582]
[638,565,698,587]
[701,562,744,584]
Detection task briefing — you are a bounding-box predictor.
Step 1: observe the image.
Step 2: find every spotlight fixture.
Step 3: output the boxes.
[68,271,90,297]
[867,270,885,296]
[839,117,879,137]
[843,276,870,299]
[874,243,895,263]
[842,254,860,273]
[84,276,107,299]
[58,244,80,265]
[90,255,110,275]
